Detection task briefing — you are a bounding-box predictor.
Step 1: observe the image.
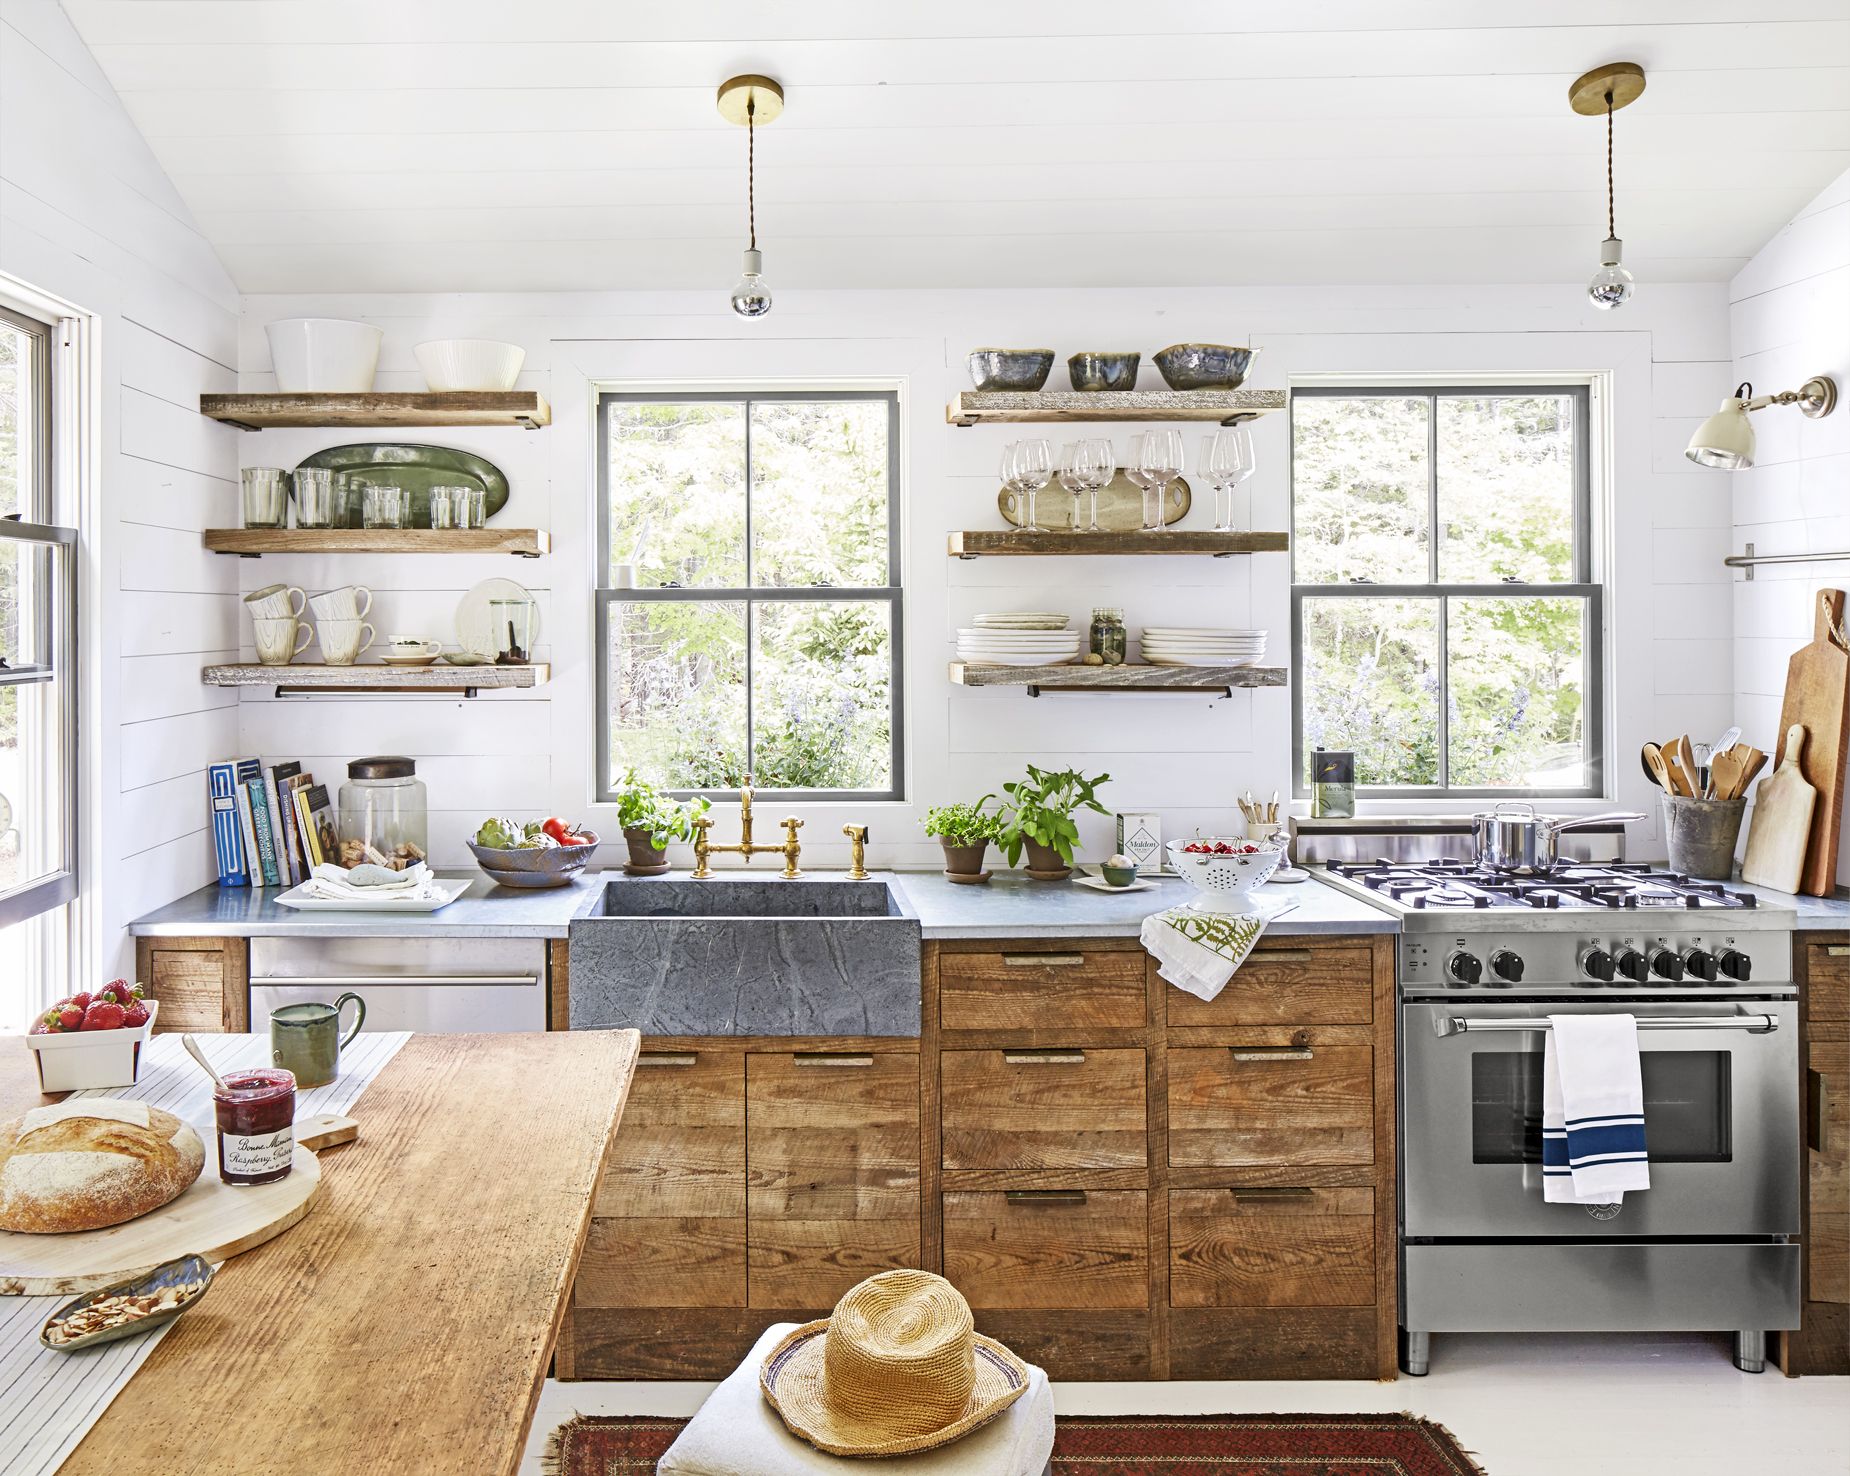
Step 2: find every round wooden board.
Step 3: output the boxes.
[0,1144,322,1296]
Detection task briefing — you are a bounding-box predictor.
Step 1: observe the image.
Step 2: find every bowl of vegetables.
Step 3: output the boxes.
[1165,836,1286,912]
[469,816,600,889]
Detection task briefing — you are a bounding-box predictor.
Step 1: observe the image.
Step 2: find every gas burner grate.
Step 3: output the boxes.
[1323,858,1760,910]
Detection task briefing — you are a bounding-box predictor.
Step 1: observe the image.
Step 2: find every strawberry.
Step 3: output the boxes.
[81,1000,126,1031]
[122,1002,150,1028]
[29,1021,49,1034]
[58,1005,85,1031]
[69,992,92,1010]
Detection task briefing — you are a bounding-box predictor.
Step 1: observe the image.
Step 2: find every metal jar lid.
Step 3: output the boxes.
[347,755,417,780]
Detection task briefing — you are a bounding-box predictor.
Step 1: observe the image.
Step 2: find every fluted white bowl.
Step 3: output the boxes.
[265,318,382,393]
[414,339,526,392]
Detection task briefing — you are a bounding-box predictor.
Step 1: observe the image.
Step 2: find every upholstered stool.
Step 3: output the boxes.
[657,1322,1055,1476]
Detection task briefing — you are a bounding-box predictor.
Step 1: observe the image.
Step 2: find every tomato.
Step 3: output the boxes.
[559,832,593,847]
[540,817,571,844]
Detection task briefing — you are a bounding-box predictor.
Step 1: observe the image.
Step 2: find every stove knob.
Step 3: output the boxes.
[1718,948,1752,982]
[1446,950,1483,986]
[1614,947,1648,984]
[1648,947,1684,983]
[1490,949,1525,983]
[1580,948,1616,984]
[1682,947,1719,984]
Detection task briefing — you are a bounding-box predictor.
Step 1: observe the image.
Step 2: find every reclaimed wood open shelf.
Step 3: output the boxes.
[950,529,1288,558]
[199,391,551,430]
[205,528,549,558]
[202,663,549,697]
[948,388,1285,427]
[950,662,1285,697]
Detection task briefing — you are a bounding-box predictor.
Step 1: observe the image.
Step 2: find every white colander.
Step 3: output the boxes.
[1165,837,1286,912]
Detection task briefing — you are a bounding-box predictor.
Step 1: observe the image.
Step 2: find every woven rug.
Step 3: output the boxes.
[544,1412,1488,1474]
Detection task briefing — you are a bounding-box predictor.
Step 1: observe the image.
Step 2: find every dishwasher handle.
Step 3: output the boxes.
[249,974,541,987]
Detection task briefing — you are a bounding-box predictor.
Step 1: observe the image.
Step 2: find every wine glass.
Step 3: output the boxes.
[1202,426,1256,531]
[1057,442,1087,531]
[1083,437,1115,531]
[1125,432,1159,531]
[1011,436,1054,533]
[1141,429,1184,532]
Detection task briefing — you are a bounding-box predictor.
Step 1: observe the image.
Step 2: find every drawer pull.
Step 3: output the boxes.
[1002,953,1086,968]
[638,1052,698,1067]
[1004,1189,1088,1205]
[1230,1046,1315,1062]
[1230,1186,1316,1201]
[1253,948,1315,963]
[792,1053,876,1068]
[1002,1050,1087,1065]
[1810,1068,1832,1154]
[1827,947,1850,957]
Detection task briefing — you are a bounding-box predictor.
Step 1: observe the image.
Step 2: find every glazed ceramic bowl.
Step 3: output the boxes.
[265,318,382,393]
[967,348,1055,392]
[414,339,526,392]
[40,1253,214,1352]
[1165,837,1286,912]
[1099,862,1140,887]
[468,833,599,888]
[1152,343,1257,391]
[1068,351,1140,392]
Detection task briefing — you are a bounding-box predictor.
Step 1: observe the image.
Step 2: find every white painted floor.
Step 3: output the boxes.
[520,1332,1850,1476]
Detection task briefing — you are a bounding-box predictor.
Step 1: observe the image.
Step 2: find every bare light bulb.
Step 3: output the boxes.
[730,247,772,319]
[1587,236,1633,310]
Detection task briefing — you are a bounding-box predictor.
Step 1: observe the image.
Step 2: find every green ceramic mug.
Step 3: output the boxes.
[269,993,366,1089]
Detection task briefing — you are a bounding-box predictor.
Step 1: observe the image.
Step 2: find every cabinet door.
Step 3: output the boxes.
[1169,1187,1375,1308]
[579,1051,746,1309]
[941,1047,1146,1170]
[746,1052,920,1309]
[940,949,1145,1031]
[143,943,241,1033]
[1810,1038,1848,1306]
[942,1190,1148,1310]
[1168,1045,1374,1167]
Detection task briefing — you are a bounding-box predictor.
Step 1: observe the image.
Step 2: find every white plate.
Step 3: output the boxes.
[957,656,1081,667]
[1145,655,1266,667]
[275,877,474,912]
[1141,627,1266,637]
[1071,873,1161,894]
[456,577,540,659]
[957,628,1079,639]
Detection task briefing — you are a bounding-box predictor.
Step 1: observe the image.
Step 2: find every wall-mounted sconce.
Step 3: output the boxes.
[1685,377,1839,469]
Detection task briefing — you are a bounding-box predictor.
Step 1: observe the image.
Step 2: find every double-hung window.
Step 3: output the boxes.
[1291,385,1602,796]
[596,391,903,801]
[0,304,78,931]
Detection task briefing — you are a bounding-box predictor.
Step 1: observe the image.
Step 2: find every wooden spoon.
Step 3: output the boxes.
[1709,748,1746,802]
[1643,742,1677,794]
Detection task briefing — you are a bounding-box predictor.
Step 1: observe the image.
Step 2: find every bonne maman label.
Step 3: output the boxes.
[222,1127,293,1178]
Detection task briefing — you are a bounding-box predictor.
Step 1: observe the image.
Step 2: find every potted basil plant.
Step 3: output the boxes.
[922,796,1004,883]
[999,764,1111,880]
[611,769,710,876]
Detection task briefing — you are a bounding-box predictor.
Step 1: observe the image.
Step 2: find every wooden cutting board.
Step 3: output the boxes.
[0,1114,354,1295]
[1774,589,1850,895]
[1742,724,1818,894]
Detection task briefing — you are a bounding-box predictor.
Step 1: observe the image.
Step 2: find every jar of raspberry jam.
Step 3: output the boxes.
[213,1067,296,1185]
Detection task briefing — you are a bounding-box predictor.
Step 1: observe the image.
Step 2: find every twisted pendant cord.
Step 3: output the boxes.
[747,97,757,251]
[1606,92,1615,239]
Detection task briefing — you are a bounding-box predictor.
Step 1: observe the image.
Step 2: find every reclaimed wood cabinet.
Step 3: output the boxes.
[1780,938,1850,1376]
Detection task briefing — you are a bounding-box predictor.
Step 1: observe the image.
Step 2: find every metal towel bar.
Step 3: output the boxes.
[1435,1013,1778,1038]
[1724,541,1850,580]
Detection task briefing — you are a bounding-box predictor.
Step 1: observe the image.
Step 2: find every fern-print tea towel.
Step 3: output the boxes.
[1141,905,1272,1002]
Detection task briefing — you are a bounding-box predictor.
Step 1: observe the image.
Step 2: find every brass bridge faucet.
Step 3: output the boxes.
[690,776,803,879]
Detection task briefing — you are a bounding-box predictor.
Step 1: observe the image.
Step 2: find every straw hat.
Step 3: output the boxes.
[759,1269,1030,1457]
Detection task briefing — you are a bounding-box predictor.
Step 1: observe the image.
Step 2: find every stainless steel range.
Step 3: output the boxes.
[1313,856,1801,1376]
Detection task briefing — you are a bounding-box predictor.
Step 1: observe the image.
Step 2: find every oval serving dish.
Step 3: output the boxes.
[40,1253,215,1353]
[293,443,509,527]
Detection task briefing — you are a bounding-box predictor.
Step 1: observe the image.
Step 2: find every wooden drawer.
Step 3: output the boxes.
[940,948,1145,1032]
[1168,1045,1374,1167]
[146,948,233,1033]
[943,1189,1148,1310]
[1169,1187,1375,1308]
[1808,944,1850,1020]
[746,1051,920,1308]
[1810,1039,1849,1306]
[941,1047,1146,1170]
[595,1050,744,1218]
[1166,943,1374,1028]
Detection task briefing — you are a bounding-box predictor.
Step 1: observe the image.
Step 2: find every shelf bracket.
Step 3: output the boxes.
[272,685,483,699]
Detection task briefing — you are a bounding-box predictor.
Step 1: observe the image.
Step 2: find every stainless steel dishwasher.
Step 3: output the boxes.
[249,937,548,1034]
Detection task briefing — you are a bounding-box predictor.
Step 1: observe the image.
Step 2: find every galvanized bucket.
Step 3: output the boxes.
[1661,794,1746,880]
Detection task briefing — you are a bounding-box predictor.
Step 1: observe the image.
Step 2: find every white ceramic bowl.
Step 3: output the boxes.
[25,1000,159,1091]
[265,318,382,393]
[1166,837,1286,911]
[414,339,526,392]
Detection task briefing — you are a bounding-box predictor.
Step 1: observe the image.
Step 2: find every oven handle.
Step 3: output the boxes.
[1432,1013,1778,1038]
[250,974,540,987]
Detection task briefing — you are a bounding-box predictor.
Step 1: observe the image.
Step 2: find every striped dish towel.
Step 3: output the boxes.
[1542,1012,1650,1203]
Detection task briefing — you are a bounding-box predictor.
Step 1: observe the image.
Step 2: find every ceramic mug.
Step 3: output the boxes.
[269,993,366,1089]
[252,616,314,665]
[308,584,372,622]
[386,637,440,659]
[319,618,375,665]
[244,583,307,620]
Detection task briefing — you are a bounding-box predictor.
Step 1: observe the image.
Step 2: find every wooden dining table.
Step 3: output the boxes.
[0,1029,638,1475]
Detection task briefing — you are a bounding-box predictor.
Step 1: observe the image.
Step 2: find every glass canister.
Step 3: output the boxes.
[1089,607,1126,666]
[336,756,429,869]
[490,596,537,664]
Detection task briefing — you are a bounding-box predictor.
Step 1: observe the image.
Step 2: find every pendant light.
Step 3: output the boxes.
[717,75,783,319]
[1568,63,1645,310]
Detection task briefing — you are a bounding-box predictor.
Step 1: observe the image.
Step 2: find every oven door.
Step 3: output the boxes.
[1402,999,1799,1239]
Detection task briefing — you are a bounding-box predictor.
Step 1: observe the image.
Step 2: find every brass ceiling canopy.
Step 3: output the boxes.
[716,75,785,127]
[1568,62,1646,116]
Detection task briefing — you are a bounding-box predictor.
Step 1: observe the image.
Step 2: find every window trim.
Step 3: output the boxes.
[593,388,905,804]
[1289,383,1603,800]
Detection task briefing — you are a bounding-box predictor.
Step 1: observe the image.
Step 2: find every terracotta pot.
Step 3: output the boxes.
[623,826,671,877]
[1022,838,1071,881]
[938,838,990,880]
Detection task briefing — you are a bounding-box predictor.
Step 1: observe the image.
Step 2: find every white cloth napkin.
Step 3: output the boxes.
[1141,904,1274,1001]
[305,861,438,901]
[1542,1012,1650,1203]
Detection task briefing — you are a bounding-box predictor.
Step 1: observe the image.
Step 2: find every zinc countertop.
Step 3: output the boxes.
[128,869,1398,941]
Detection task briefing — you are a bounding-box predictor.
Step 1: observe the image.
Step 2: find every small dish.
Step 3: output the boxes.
[441,652,491,666]
[40,1254,214,1352]
[377,653,443,668]
[1072,873,1158,895]
[1099,862,1140,887]
[967,348,1055,392]
[1152,343,1257,391]
[1068,351,1140,392]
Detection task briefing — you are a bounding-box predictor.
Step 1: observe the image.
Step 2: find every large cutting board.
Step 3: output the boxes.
[1774,589,1850,895]
[0,1142,321,1296]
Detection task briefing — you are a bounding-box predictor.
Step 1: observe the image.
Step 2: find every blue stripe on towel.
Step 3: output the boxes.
[1565,1118,1647,1166]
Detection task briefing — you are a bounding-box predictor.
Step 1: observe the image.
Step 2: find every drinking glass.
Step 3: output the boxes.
[1083,437,1115,532]
[362,483,407,529]
[1056,442,1088,531]
[1201,426,1256,531]
[241,468,289,529]
[1008,437,1054,534]
[1145,428,1185,532]
[429,485,469,530]
[463,487,488,529]
[292,467,337,528]
[1123,433,1157,531]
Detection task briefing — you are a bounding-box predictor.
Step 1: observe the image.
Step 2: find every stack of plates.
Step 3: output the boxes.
[957,624,1082,666]
[972,612,1069,632]
[1139,627,1268,668]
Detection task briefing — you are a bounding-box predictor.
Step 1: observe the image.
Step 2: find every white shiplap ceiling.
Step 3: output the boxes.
[59,0,1850,293]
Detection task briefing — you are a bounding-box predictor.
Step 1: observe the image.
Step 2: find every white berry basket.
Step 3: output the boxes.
[24,1000,159,1092]
[1165,839,1286,913]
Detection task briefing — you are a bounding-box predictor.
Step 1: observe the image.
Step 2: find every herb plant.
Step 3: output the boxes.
[998,765,1111,866]
[922,796,1004,846]
[611,768,711,851]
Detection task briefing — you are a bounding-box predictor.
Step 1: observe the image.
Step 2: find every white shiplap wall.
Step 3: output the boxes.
[1727,166,1850,879]
[235,281,1731,871]
[0,0,241,978]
